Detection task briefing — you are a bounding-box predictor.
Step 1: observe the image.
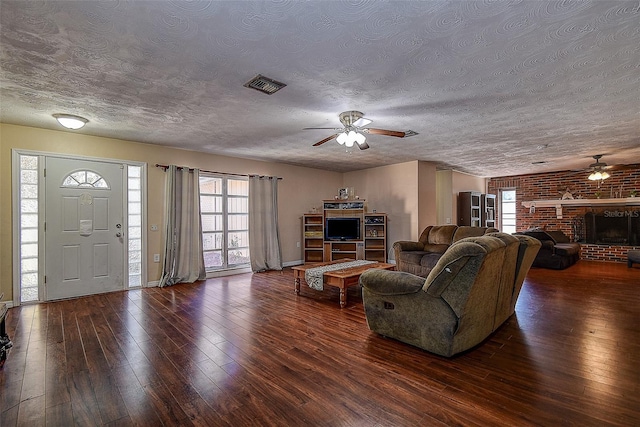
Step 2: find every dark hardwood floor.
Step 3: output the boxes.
[1,260,639,426]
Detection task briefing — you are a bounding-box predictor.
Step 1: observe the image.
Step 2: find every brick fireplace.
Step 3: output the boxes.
[488,165,640,263]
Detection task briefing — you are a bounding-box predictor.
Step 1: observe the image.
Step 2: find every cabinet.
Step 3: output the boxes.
[481,194,497,228]
[364,214,387,262]
[302,201,387,263]
[302,214,324,263]
[458,191,482,226]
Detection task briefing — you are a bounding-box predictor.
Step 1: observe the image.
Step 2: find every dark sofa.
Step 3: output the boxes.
[514,229,580,270]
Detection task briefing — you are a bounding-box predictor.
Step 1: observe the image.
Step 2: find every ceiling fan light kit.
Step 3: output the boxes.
[305,110,412,150]
[587,154,611,182]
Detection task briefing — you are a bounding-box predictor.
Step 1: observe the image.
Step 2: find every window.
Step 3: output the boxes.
[501,189,517,234]
[62,170,109,188]
[19,154,40,302]
[200,175,250,270]
[127,165,143,287]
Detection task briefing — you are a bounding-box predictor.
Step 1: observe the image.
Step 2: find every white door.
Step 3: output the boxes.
[45,158,125,300]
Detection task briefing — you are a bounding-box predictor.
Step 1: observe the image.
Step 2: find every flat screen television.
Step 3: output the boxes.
[325,217,360,241]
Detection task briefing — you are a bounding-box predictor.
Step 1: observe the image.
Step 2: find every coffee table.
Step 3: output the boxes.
[292,259,395,308]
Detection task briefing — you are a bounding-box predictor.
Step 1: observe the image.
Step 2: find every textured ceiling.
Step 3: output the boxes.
[1,0,639,176]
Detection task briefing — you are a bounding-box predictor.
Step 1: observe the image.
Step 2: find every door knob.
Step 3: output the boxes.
[116,232,122,237]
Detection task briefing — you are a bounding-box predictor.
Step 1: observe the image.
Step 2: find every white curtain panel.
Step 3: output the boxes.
[159,165,206,287]
[249,176,283,272]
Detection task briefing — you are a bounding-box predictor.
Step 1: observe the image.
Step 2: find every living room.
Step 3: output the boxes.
[1,1,639,425]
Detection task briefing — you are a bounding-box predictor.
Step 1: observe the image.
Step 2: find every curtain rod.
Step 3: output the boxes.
[155,164,282,180]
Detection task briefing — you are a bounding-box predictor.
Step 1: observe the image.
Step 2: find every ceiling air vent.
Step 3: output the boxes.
[404,130,419,137]
[243,74,286,95]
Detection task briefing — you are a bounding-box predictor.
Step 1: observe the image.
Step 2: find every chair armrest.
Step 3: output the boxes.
[393,241,425,252]
[359,269,425,296]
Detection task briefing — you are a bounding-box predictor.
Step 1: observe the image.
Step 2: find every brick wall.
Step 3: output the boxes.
[487,165,640,263]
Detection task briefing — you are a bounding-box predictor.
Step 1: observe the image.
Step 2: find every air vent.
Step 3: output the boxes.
[243,74,286,95]
[532,161,548,165]
[404,130,419,137]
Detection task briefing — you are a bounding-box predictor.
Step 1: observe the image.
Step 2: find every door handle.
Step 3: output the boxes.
[116,232,122,238]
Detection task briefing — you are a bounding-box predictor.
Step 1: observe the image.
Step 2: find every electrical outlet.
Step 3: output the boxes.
[446,217,451,224]
[296,241,300,248]
[150,224,158,231]
[153,254,160,263]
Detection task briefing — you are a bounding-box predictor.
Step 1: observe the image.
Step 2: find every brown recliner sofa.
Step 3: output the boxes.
[393,225,499,278]
[360,233,541,357]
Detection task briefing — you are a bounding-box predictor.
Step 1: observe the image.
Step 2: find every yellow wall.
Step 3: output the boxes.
[1,123,478,301]
[0,123,343,301]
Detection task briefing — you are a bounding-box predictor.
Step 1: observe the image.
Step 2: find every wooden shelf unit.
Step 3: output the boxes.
[302,214,324,263]
[364,213,387,262]
[302,200,387,263]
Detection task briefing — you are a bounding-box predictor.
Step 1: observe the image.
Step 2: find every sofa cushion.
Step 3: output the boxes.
[422,243,449,254]
[399,251,428,266]
[452,226,497,242]
[427,225,458,245]
[553,243,580,256]
[420,252,444,270]
[546,230,570,243]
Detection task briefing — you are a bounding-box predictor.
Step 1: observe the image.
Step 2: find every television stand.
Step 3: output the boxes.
[302,199,387,263]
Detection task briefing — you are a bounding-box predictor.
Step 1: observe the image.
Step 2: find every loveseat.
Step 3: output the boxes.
[514,229,580,270]
[393,225,499,278]
[360,233,541,357]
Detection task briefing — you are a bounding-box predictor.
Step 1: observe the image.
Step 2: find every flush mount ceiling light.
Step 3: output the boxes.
[53,113,88,130]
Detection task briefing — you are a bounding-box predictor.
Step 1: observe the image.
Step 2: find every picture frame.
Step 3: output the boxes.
[338,188,349,200]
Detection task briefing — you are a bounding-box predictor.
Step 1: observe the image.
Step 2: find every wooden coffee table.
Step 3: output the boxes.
[292,259,395,308]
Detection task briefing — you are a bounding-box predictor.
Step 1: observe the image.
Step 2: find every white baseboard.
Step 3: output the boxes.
[146,281,160,288]
[283,260,304,267]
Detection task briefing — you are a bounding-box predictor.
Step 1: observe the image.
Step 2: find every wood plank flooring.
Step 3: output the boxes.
[1,260,639,426]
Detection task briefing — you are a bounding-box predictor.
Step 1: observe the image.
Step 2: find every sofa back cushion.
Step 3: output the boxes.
[427,225,458,245]
[453,226,498,243]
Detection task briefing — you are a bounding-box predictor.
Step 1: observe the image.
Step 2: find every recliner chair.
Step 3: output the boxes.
[360,233,540,357]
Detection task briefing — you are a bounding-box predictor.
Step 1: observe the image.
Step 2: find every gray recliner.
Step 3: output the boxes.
[360,233,540,357]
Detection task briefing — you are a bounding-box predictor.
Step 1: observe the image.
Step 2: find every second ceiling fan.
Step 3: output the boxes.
[304,111,413,150]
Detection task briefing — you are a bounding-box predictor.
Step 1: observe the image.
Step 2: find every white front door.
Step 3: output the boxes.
[45,157,125,300]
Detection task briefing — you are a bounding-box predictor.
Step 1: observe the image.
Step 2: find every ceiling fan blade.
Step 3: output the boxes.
[313,134,338,147]
[358,141,370,150]
[364,128,406,138]
[303,127,342,130]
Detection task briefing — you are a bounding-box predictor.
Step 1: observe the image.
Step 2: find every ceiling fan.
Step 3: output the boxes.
[304,111,414,150]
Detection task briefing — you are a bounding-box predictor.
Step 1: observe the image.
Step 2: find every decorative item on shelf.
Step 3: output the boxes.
[338,188,349,200]
[559,187,574,200]
[630,190,637,198]
[594,190,601,199]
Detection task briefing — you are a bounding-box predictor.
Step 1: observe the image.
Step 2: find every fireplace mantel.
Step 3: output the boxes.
[521,197,640,219]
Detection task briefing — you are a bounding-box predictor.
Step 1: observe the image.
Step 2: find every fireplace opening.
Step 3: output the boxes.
[585,209,640,246]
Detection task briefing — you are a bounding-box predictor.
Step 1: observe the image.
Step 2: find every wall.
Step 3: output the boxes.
[436,170,487,225]
[488,166,640,262]
[344,160,437,261]
[0,123,343,301]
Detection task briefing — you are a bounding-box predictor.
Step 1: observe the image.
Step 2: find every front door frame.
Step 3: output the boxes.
[11,149,147,306]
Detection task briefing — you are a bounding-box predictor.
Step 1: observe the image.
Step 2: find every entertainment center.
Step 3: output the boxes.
[302,200,387,263]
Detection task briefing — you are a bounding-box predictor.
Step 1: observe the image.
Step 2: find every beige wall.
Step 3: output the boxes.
[0,123,343,301]
[345,160,437,261]
[436,169,487,225]
[1,123,473,302]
